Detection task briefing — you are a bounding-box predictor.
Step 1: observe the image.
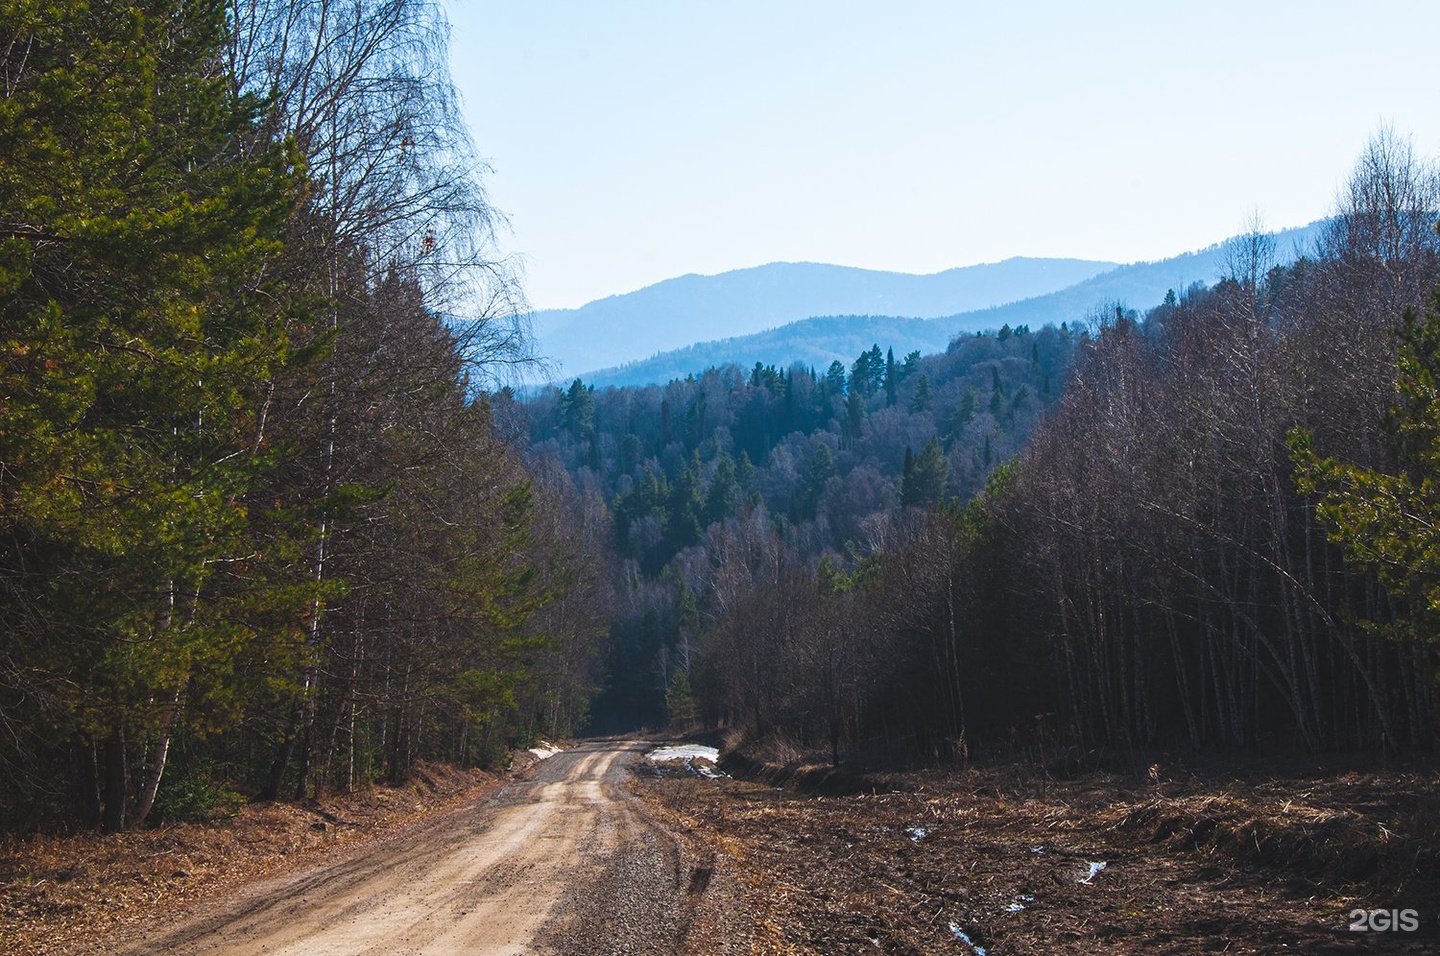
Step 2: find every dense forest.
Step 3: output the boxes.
[5,2,1438,843]
[525,133,1440,764]
[516,314,1075,726]
[0,1,605,832]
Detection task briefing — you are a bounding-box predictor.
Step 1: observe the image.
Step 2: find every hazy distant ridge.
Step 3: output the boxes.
[532,257,1116,379]
[583,222,1327,387]
[957,221,1325,332]
[588,316,957,387]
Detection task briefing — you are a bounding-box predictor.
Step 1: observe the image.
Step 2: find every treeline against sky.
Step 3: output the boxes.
[0,1,603,832]
[529,133,1440,761]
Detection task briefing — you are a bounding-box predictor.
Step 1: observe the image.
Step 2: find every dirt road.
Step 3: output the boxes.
[107,741,710,956]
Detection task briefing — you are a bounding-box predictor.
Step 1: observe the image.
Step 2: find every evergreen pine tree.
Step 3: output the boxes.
[0,0,304,830]
[901,439,948,507]
[885,347,897,407]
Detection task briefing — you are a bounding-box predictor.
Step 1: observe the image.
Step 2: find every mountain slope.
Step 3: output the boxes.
[584,221,1327,387]
[531,257,1116,380]
[953,221,1325,332]
[586,315,956,387]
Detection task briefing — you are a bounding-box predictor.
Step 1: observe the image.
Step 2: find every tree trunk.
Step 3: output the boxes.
[101,725,127,833]
[132,687,183,826]
[261,704,300,801]
[72,737,102,829]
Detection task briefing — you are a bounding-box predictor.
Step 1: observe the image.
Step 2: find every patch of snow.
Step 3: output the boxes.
[645,744,728,779]
[645,744,720,763]
[948,922,987,955]
[905,825,929,843]
[1080,861,1107,883]
[1004,895,1035,913]
[528,741,561,759]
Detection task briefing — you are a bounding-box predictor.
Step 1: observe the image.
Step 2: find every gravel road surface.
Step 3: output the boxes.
[109,740,707,955]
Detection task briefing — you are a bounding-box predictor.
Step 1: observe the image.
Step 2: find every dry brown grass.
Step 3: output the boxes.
[1104,770,1440,895]
[640,756,1440,954]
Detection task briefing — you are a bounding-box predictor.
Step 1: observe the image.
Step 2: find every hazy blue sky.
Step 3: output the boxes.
[445,1,1440,310]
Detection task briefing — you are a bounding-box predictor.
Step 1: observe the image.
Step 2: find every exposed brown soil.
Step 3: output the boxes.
[639,755,1440,954]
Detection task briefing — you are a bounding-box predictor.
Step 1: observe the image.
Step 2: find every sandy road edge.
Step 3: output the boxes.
[36,754,550,956]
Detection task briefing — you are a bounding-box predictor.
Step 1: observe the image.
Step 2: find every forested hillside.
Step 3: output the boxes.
[526,134,1440,762]
[519,318,1080,725]
[0,1,603,833]
[583,314,958,389]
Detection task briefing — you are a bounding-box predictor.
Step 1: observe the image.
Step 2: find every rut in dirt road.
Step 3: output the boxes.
[109,741,698,956]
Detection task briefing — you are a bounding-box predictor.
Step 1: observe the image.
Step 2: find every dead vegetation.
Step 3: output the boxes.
[640,754,1440,954]
[1107,774,1440,894]
[0,756,547,955]
[6,742,1434,955]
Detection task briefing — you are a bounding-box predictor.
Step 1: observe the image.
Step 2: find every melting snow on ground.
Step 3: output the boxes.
[528,741,561,759]
[645,744,727,778]
[645,744,720,762]
[1080,860,1107,883]
[948,922,987,955]
[905,825,928,843]
[1004,894,1035,913]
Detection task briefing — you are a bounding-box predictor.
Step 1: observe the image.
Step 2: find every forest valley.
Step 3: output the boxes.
[519,133,1440,770]
[2,0,1439,852]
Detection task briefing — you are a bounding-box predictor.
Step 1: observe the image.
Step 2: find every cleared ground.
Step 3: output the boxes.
[642,758,1440,954]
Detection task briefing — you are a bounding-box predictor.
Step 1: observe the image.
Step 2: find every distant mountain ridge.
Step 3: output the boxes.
[530,257,1116,380]
[954,221,1325,333]
[585,315,957,388]
[580,221,1329,387]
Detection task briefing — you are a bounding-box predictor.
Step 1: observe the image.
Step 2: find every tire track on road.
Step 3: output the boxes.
[108,742,668,956]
